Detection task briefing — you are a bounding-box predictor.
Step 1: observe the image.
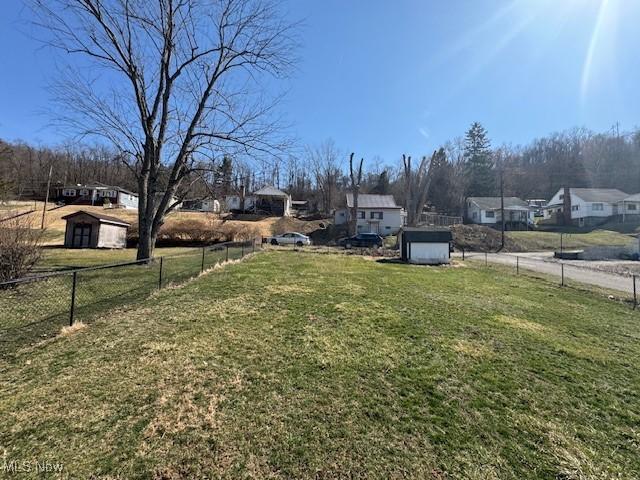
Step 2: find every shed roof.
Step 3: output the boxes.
[400,227,452,243]
[468,197,529,210]
[61,210,131,227]
[254,185,289,197]
[346,193,401,209]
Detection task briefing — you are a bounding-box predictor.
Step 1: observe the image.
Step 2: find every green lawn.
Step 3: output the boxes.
[507,229,635,251]
[1,252,639,478]
[37,246,199,270]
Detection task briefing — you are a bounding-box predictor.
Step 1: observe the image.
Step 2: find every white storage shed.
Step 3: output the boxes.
[399,228,453,265]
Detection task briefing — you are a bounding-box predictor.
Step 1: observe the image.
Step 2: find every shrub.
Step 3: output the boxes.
[0,215,43,283]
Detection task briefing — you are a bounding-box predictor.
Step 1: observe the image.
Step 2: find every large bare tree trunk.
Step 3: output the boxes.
[349,152,364,236]
[403,150,440,227]
[31,0,296,260]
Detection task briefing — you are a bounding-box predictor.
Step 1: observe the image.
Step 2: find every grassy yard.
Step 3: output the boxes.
[1,252,639,478]
[507,229,635,251]
[38,246,199,270]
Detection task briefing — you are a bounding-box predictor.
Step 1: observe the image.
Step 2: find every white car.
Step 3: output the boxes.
[269,232,311,246]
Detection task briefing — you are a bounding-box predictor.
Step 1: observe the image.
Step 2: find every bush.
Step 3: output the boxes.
[0,215,43,283]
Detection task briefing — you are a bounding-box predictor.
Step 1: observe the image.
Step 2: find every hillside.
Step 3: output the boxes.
[1,252,639,478]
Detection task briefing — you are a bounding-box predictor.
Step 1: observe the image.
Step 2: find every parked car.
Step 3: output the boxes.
[269,232,311,246]
[338,233,383,249]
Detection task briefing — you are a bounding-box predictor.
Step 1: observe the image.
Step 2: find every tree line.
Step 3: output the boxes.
[3,121,640,217]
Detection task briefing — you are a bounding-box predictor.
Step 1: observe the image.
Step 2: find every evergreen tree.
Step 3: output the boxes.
[371,170,390,194]
[463,122,495,196]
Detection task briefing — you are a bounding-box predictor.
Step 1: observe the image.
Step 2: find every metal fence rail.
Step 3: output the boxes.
[0,239,259,359]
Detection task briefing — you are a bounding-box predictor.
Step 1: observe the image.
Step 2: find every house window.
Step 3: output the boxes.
[370,211,383,220]
[339,211,345,217]
[79,189,90,197]
[472,212,477,220]
[62,189,76,196]
[485,211,495,218]
[571,205,579,211]
[101,190,117,197]
[592,203,604,211]
[559,194,564,200]
[628,204,637,211]
[358,211,365,219]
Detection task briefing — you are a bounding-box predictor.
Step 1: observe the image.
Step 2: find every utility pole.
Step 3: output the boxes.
[41,164,52,230]
[500,167,505,250]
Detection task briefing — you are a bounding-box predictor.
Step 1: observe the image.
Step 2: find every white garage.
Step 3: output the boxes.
[399,228,453,265]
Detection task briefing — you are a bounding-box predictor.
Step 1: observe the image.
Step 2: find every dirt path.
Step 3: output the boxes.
[460,251,638,295]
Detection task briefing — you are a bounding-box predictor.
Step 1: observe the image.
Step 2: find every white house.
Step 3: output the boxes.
[56,183,139,209]
[334,193,404,235]
[398,228,452,265]
[465,197,533,229]
[617,193,640,222]
[543,188,628,227]
[226,185,292,216]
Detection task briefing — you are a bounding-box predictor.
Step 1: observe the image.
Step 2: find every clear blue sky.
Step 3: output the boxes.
[1,0,639,163]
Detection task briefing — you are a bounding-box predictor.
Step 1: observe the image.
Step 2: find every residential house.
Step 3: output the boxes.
[55,183,139,209]
[617,193,640,222]
[543,188,629,227]
[181,198,221,213]
[334,193,404,235]
[465,197,533,229]
[62,210,130,249]
[226,185,292,216]
[398,227,453,265]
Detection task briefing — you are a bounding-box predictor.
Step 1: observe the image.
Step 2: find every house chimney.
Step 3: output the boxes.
[563,187,572,225]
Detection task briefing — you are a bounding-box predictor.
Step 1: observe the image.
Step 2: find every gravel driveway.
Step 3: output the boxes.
[460,251,638,295]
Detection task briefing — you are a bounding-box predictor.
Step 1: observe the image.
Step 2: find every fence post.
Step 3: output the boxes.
[226,244,229,262]
[158,256,164,290]
[485,252,488,267]
[241,242,245,257]
[201,247,206,273]
[69,271,77,326]
[561,263,564,287]
[462,248,465,261]
[253,240,255,253]
[633,275,637,309]
[516,256,519,274]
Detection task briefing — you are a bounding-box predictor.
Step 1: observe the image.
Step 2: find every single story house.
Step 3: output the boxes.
[55,183,139,209]
[543,188,629,227]
[62,210,130,249]
[465,197,533,229]
[398,227,453,265]
[334,193,405,235]
[181,198,221,213]
[226,185,292,216]
[616,193,640,222]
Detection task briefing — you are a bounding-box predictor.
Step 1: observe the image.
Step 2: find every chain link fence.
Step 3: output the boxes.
[460,250,639,308]
[0,239,259,359]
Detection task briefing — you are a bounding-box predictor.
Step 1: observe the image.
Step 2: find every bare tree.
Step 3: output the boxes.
[348,152,363,236]
[308,139,341,214]
[31,0,297,259]
[403,151,438,226]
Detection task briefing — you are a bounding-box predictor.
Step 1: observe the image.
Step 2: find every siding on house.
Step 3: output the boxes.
[543,188,628,226]
[334,194,404,235]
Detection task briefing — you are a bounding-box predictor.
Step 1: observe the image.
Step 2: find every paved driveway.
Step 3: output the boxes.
[459,251,638,295]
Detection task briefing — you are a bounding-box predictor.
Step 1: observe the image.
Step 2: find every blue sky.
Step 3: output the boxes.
[1,0,639,163]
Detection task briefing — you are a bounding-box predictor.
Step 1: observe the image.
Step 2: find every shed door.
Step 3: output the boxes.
[72,223,92,248]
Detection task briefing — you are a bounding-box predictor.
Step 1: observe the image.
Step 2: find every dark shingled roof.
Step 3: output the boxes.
[61,210,131,227]
[346,193,401,209]
[253,185,289,197]
[468,197,530,210]
[399,227,452,243]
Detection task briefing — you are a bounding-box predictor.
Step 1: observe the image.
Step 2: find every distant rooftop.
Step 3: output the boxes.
[254,185,289,197]
[61,210,131,227]
[346,193,401,209]
[468,197,529,210]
